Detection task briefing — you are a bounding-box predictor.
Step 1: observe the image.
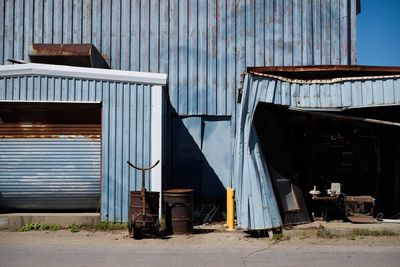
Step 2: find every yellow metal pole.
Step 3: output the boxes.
[227,187,235,230]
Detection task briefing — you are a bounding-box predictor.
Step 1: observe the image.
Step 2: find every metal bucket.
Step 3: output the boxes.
[164,189,193,235]
[129,191,159,238]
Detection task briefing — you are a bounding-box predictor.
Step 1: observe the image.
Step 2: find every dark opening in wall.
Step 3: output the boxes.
[0,102,101,124]
[254,103,400,224]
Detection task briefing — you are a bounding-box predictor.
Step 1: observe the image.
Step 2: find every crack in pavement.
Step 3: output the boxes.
[242,244,272,266]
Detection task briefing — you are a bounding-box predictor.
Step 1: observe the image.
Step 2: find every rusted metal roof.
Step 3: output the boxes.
[247,65,400,80]
[29,44,110,69]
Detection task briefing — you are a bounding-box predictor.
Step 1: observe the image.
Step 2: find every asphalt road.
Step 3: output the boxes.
[1,231,399,267]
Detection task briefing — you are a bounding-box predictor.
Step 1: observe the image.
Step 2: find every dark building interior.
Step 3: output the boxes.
[254,103,400,224]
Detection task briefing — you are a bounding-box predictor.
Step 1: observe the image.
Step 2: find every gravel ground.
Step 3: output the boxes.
[1,226,400,267]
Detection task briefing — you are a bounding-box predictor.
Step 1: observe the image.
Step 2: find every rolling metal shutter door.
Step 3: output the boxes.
[0,124,101,211]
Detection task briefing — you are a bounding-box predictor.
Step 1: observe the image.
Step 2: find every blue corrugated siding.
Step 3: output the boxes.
[0,75,156,222]
[0,0,357,116]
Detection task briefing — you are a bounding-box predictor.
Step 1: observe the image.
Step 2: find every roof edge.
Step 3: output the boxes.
[0,63,168,86]
[246,65,400,80]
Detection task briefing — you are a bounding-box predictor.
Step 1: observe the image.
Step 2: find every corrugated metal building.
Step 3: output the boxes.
[234,66,400,229]
[0,0,360,226]
[0,63,167,222]
[0,0,358,116]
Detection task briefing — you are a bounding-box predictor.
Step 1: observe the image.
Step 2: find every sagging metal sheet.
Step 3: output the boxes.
[232,75,282,230]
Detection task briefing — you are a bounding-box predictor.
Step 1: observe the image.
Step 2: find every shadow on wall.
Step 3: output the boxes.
[166,109,229,202]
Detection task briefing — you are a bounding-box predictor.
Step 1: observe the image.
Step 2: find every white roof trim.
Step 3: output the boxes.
[0,63,168,86]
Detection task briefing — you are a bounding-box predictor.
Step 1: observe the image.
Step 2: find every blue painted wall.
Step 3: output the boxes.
[0,0,357,116]
[171,116,231,199]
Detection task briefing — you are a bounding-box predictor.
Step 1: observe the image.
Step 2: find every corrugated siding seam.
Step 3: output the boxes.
[0,74,155,223]
[0,0,357,116]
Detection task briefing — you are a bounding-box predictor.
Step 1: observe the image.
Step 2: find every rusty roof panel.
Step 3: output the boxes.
[247,65,400,80]
[29,44,110,69]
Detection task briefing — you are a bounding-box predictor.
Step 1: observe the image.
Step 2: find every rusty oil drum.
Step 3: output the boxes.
[164,189,193,234]
[129,191,159,238]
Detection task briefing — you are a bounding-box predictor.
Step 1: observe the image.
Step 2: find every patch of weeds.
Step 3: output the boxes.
[344,233,357,240]
[77,224,92,231]
[159,217,165,230]
[18,222,61,232]
[316,228,396,240]
[50,224,60,231]
[68,223,80,233]
[93,222,128,231]
[298,234,310,240]
[350,228,395,237]
[316,228,335,239]
[272,233,290,241]
[93,222,127,231]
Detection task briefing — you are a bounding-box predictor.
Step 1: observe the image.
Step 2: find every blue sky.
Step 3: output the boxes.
[357,0,400,66]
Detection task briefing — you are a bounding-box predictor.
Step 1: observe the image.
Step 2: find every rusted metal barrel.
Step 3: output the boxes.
[164,189,193,235]
[129,191,159,237]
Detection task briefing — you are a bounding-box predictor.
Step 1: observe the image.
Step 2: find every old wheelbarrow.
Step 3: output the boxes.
[127,160,160,239]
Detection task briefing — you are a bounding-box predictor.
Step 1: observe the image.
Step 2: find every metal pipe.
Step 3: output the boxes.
[380,219,400,224]
[227,187,235,230]
[288,107,400,127]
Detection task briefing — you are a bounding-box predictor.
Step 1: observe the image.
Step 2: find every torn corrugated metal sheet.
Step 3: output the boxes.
[233,69,400,230]
[232,75,282,230]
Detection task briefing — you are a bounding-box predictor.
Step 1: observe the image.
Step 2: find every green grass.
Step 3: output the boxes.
[18,221,128,233]
[18,222,61,232]
[67,223,80,233]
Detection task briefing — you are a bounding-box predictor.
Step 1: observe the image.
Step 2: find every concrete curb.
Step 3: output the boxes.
[0,213,101,231]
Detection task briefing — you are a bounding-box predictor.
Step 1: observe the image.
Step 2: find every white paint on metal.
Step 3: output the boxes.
[0,63,168,86]
[0,100,101,104]
[150,85,163,217]
[249,71,400,85]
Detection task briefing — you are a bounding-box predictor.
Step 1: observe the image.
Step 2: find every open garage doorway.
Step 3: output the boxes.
[0,102,102,212]
[254,103,400,224]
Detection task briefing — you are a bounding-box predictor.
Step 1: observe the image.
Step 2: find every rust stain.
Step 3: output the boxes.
[0,123,101,139]
[30,43,93,56]
[29,43,110,69]
[0,135,100,139]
